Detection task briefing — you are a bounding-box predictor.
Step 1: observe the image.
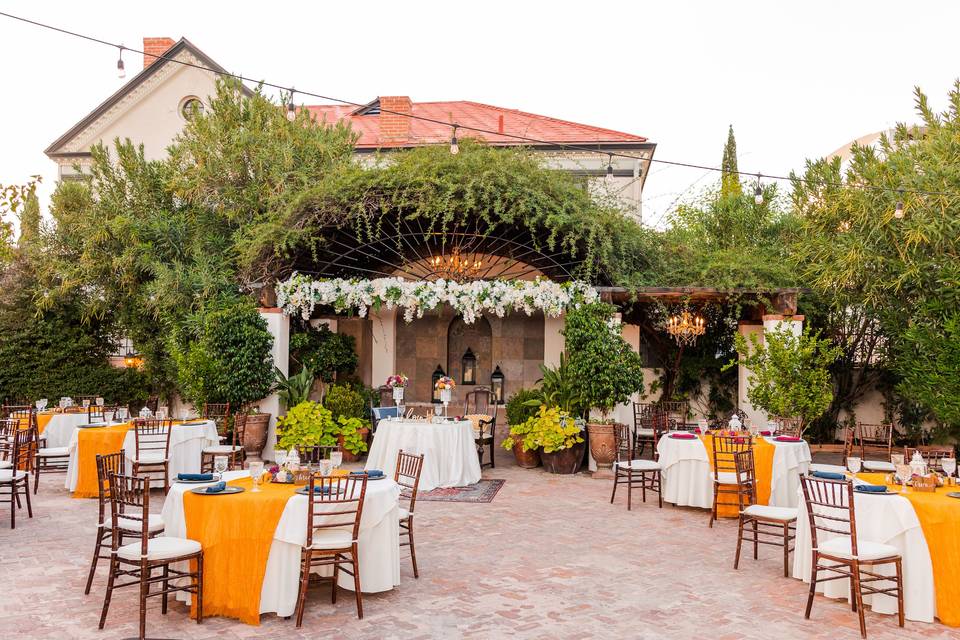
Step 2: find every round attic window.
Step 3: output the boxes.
[179,97,204,121]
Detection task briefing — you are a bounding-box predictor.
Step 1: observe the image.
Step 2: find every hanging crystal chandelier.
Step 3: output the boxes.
[666,306,706,346]
[428,246,483,282]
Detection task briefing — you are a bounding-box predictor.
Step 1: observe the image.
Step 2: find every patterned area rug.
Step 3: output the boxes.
[414,479,505,503]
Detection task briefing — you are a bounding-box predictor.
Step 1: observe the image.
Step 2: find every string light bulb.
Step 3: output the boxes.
[450,125,459,155]
[286,89,296,121]
[116,46,125,79]
[754,174,763,205]
[894,190,905,219]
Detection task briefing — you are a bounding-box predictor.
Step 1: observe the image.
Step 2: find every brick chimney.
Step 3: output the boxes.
[378,96,412,142]
[143,37,176,69]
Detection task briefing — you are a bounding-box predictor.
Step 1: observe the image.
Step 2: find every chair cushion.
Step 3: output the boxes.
[818,536,900,561]
[134,452,167,464]
[862,460,896,472]
[202,445,243,455]
[37,446,69,457]
[809,463,847,475]
[398,505,412,520]
[716,471,748,485]
[309,528,354,550]
[635,428,655,437]
[616,459,661,471]
[742,505,798,521]
[0,460,10,470]
[0,469,27,482]
[117,536,201,561]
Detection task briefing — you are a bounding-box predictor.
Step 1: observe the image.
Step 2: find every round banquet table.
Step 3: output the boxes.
[656,433,811,515]
[39,411,112,449]
[793,473,960,627]
[161,470,401,624]
[365,418,482,492]
[65,420,219,497]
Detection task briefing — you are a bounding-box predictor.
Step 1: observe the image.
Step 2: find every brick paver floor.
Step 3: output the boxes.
[1,451,954,640]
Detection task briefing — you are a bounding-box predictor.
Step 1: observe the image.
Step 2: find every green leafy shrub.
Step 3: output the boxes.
[337,416,369,455]
[275,365,315,409]
[276,401,336,450]
[505,388,540,426]
[502,405,584,453]
[290,324,358,382]
[324,384,368,421]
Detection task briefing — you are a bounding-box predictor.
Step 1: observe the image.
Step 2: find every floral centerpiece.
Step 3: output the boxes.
[435,375,455,412]
[386,373,409,404]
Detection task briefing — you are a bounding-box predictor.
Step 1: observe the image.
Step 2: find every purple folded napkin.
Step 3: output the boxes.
[670,433,696,440]
[775,435,801,442]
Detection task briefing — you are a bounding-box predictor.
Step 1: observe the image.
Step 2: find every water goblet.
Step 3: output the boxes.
[846,456,862,477]
[896,463,912,493]
[249,461,265,492]
[82,398,90,409]
[96,397,104,407]
[214,455,229,480]
[319,459,333,477]
[275,450,287,468]
[330,450,343,471]
[942,457,957,484]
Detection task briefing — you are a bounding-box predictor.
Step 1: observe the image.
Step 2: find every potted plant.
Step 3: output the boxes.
[335,416,370,462]
[564,303,645,479]
[276,401,337,451]
[502,388,542,467]
[511,405,585,474]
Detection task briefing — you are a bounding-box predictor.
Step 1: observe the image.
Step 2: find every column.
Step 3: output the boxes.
[258,307,289,462]
[543,313,565,368]
[370,307,397,389]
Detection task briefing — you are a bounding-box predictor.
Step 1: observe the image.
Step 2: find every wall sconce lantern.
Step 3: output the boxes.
[490,364,505,404]
[461,347,477,385]
[123,350,142,369]
[431,364,446,403]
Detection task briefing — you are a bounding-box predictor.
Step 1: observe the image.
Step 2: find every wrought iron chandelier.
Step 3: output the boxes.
[666,306,706,346]
[428,246,483,282]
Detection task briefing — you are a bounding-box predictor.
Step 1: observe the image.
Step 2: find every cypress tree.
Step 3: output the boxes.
[721,125,742,198]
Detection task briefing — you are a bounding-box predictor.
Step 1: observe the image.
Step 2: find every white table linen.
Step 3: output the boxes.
[656,433,812,509]
[162,471,402,618]
[792,485,935,623]
[366,418,482,492]
[41,412,108,449]
[65,420,219,491]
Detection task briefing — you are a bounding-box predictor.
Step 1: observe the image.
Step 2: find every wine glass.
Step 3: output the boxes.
[96,397,104,407]
[896,463,912,493]
[249,461,265,492]
[330,450,343,471]
[846,456,862,477]
[319,459,333,477]
[275,450,287,468]
[214,455,229,480]
[942,457,957,485]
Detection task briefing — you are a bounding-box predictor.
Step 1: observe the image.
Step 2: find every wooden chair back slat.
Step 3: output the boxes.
[305,474,368,548]
[3,405,36,431]
[133,419,172,459]
[464,387,497,421]
[856,422,894,460]
[395,450,424,513]
[95,451,126,523]
[106,473,151,554]
[712,434,753,475]
[904,445,955,472]
[800,476,857,553]
[732,449,758,510]
[297,445,340,465]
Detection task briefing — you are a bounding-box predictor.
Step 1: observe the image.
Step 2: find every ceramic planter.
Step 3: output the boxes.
[587,422,619,479]
[242,413,271,463]
[510,438,541,468]
[540,440,585,474]
[338,427,371,463]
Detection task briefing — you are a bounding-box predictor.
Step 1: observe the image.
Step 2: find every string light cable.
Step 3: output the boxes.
[1,10,955,203]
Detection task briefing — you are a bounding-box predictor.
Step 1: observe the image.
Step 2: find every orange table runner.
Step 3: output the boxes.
[72,423,133,498]
[36,413,53,433]
[860,472,960,627]
[702,434,776,518]
[183,477,297,625]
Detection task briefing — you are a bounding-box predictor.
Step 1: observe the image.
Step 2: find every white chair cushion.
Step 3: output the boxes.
[715,471,748,484]
[102,513,165,533]
[635,428,655,437]
[809,463,847,475]
[202,445,243,455]
[616,459,661,471]
[117,536,201,561]
[134,452,167,464]
[862,460,895,472]
[0,460,11,469]
[37,446,70,457]
[818,536,900,561]
[742,505,798,521]
[309,528,354,550]
[0,469,27,482]
[398,505,412,520]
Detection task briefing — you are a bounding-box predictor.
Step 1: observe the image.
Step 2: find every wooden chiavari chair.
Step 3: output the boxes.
[464,387,498,468]
[856,422,895,473]
[774,417,803,438]
[799,475,903,639]
[0,419,15,470]
[395,450,425,578]
[87,404,106,423]
[297,444,340,465]
[33,430,71,494]
[132,419,173,493]
[201,413,246,472]
[99,473,203,640]
[202,402,231,430]
[294,473,368,626]
[904,445,955,472]
[377,385,395,408]
[732,449,797,576]
[709,434,754,528]
[610,422,662,510]
[657,400,688,429]
[632,404,669,459]
[84,452,166,594]
[0,427,33,528]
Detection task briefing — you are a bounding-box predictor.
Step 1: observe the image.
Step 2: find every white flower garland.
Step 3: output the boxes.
[276,274,599,324]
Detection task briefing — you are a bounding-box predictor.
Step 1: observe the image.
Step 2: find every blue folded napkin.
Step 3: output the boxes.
[178,473,214,481]
[855,484,887,493]
[305,484,335,494]
[351,469,384,478]
[204,481,227,493]
[812,471,845,480]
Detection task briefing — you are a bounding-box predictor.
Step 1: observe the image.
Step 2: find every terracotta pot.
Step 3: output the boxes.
[540,440,585,474]
[242,413,271,463]
[511,438,541,468]
[339,427,370,463]
[587,422,619,479]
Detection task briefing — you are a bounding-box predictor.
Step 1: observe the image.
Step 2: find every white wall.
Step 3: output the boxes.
[259,308,289,462]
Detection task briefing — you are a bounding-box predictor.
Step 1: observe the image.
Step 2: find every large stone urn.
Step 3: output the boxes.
[587,422,619,479]
[242,412,271,463]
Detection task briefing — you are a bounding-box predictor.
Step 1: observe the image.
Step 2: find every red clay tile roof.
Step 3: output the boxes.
[305,99,648,149]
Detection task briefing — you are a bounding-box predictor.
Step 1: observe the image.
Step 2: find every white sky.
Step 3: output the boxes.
[2,0,959,228]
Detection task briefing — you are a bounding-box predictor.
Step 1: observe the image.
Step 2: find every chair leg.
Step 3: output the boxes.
[610,472,618,504]
[734,517,744,570]
[9,481,15,530]
[894,558,904,628]
[709,485,717,528]
[851,561,866,639]
[196,552,204,624]
[782,522,790,578]
[656,472,662,508]
[752,519,758,560]
[295,550,312,627]
[99,557,117,629]
[84,527,107,595]
[490,439,495,469]
[33,461,40,494]
[332,556,340,604]
[23,478,32,518]
[139,563,149,640]
[407,518,419,579]
[351,548,363,619]
[804,553,818,619]
[626,471,632,511]
[161,564,169,614]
